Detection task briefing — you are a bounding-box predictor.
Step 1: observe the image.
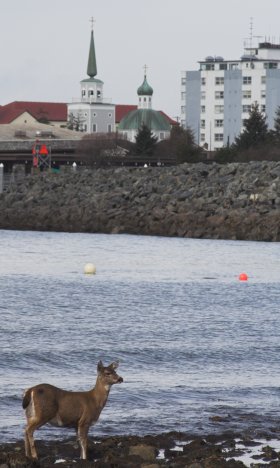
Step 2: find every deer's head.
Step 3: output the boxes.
[97,361,123,386]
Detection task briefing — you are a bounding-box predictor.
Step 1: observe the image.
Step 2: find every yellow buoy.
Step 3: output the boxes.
[84,263,96,275]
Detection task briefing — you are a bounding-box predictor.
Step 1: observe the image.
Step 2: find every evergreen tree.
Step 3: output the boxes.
[135,124,158,155]
[272,105,280,143]
[233,103,268,150]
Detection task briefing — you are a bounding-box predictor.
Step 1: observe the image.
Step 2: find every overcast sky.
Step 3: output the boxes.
[1,0,280,119]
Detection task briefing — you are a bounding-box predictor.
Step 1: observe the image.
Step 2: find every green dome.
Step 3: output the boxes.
[118,109,170,132]
[137,76,153,96]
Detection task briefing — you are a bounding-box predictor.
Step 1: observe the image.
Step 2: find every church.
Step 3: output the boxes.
[0,23,176,140]
[67,24,173,141]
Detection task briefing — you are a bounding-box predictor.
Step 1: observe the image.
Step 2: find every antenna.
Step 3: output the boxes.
[249,16,253,50]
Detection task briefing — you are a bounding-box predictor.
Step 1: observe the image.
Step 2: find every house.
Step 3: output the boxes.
[0,101,67,127]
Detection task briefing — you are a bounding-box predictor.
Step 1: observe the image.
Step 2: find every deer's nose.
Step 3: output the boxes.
[118,377,123,383]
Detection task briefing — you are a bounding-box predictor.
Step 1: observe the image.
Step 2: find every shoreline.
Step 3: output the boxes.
[1,429,280,467]
[0,161,280,241]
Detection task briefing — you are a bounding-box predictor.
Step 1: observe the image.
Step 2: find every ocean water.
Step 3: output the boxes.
[0,229,279,443]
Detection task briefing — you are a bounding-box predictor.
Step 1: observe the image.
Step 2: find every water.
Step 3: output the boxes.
[0,230,279,443]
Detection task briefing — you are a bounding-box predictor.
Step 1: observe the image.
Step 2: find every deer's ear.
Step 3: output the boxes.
[97,361,104,372]
[109,361,119,370]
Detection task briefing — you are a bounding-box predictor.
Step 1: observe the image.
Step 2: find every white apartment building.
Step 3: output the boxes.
[181,42,280,150]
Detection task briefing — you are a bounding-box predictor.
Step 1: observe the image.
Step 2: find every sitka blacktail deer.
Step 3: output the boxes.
[22,361,123,460]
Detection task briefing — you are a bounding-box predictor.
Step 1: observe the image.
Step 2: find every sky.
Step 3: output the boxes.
[1,0,280,119]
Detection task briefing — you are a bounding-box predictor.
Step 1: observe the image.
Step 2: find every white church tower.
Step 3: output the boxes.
[68,19,115,133]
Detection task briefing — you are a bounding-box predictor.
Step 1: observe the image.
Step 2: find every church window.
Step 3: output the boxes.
[108,124,112,133]
[93,123,97,132]
[88,89,94,96]
[93,113,97,117]
[97,90,101,97]
[108,113,112,118]
[149,97,151,102]
[82,89,86,96]
[144,97,146,102]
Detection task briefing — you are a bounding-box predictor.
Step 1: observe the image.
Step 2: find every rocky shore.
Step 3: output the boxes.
[1,431,280,467]
[0,161,280,241]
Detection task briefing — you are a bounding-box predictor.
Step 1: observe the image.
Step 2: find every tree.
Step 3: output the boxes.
[78,132,134,167]
[155,125,203,164]
[271,105,280,143]
[233,102,269,151]
[67,112,85,131]
[135,124,158,155]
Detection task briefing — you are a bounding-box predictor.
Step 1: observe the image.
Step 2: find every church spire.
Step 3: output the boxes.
[87,18,97,78]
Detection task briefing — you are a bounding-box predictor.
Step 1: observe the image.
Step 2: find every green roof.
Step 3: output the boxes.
[81,77,104,84]
[137,76,153,96]
[118,109,170,131]
[87,30,97,78]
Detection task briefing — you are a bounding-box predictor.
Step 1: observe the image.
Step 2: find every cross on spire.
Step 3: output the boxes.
[90,17,95,31]
[143,64,148,76]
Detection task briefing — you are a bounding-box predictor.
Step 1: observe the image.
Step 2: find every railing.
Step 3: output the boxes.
[71,97,113,104]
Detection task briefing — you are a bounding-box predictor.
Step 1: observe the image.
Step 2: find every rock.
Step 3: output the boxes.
[129,444,157,461]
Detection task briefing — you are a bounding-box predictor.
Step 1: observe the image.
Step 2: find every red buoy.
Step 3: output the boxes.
[239,273,248,281]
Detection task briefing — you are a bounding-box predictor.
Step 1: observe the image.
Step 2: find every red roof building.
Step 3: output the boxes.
[0,101,67,126]
[0,101,177,130]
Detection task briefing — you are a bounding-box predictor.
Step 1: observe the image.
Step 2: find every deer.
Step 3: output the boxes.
[22,361,123,460]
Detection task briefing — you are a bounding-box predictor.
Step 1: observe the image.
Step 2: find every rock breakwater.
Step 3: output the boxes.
[0,161,280,241]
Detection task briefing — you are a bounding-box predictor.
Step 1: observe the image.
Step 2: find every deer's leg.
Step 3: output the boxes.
[25,423,38,459]
[24,426,31,458]
[77,424,89,460]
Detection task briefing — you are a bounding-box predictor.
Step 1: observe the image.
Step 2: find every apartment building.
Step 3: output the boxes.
[181,42,280,150]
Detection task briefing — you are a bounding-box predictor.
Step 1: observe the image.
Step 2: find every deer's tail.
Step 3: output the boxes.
[22,389,32,409]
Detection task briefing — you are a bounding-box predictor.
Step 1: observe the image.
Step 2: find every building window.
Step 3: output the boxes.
[201,77,206,85]
[219,63,227,70]
[215,77,224,85]
[215,119,223,127]
[201,105,206,113]
[243,76,252,85]
[93,124,97,132]
[181,77,186,85]
[261,105,266,113]
[261,90,266,99]
[261,76,266,84]
[230,63,238,70]
[264,62,278,69]
[242,90,251,99]
[159,132,165,140]
[201,91,206,100]
[82,89,86,96]
[149,97,151,102]
[84,124,87,132]
[214,133,223,142]
[108,124,112,133]
[205,63,215,71]
[181,91,186,100]
[200,133,205,142]
[242,104,251,113]
[181,105,186,114]
[242,119,248,127]
[88,89,94,96]
[108,113,112,118]
[93,112,97,117]
[97,90,101,98]
[215,105,224,114]
[200,119,205,129]
[215,91,224,99]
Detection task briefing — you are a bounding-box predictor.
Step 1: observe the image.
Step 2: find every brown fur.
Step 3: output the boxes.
[23,361,123,460]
